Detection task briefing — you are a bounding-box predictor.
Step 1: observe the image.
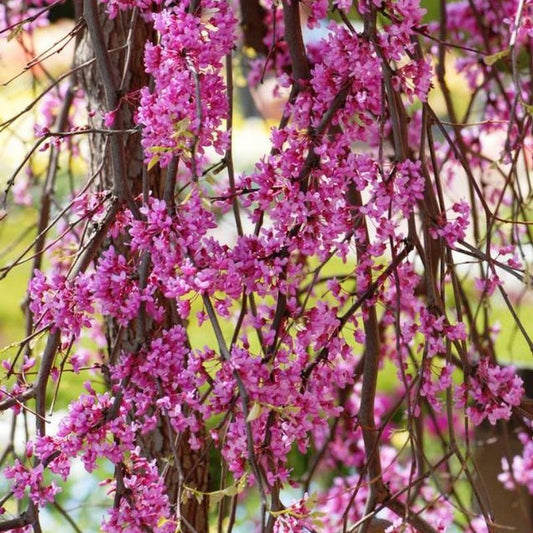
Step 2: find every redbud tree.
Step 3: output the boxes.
[0,0,532,532]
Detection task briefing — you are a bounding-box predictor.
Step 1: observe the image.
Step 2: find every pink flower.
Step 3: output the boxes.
[456,359,524,426]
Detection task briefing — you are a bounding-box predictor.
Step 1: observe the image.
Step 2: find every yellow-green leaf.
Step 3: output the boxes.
[483,49,510,66]
[7,25,24,42]
[246,402,262,422]
[204,172,216,186]
[147,154,159,171]
[522,102,533,116]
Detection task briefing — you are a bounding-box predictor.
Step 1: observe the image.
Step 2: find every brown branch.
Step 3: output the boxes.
[0,514,31,532]
[281,0,310,86]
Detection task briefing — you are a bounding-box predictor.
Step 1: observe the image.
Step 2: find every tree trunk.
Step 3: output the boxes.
[75,2,209,530]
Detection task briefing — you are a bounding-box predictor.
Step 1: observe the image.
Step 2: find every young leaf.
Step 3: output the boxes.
[246,402,262,422]
[483,49,510,66]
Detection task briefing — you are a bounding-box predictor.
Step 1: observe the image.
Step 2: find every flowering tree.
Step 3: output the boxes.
[0,0,532,532]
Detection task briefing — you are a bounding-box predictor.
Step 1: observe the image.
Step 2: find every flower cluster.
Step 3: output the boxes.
[456,358,524,425]
[136,1,236,169]
[499,431,533,494]
[29,270,94,338]
[430,200,471,248]
[101,450,175,533]
[4,460,60,507]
